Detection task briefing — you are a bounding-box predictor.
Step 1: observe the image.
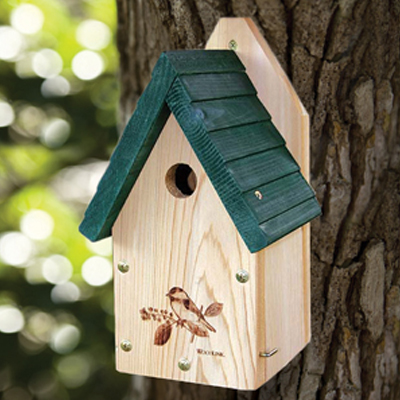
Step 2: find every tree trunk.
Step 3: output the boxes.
[116,1,400,399]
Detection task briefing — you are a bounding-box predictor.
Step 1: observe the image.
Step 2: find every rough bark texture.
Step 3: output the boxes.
[116,1,400,399]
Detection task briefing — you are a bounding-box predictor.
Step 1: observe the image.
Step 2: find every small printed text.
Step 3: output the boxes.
[197,349,225,357]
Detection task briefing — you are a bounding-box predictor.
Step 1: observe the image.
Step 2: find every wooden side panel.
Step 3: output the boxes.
[113,117,259,390]
[207,18,311,388]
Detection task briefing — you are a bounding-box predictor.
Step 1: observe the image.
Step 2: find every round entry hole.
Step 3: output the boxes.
[165,163,197,198]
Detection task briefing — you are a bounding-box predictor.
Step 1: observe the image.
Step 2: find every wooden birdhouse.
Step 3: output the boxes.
[80,18,321,390]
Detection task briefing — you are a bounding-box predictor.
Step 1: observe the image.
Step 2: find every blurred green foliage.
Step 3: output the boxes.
[0,1,133,399]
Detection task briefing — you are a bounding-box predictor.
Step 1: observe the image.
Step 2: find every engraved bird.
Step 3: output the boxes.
[166,287,216,333]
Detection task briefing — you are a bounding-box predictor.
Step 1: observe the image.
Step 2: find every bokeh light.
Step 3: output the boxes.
[20,209,54,240]
[16,105,45,137]
[40,118,70,148]
[41,76,70,98]
[42,255,73,284]
[85,237,112,256]
[0,27,24,60]
[81,256,112,286]
[51,282,81,303]
[0,306,25,334]
[0,232,34,267]
[72,50,104,81]
[25,311,56,343]
[32,49,63,79]
[11,4,44,35]
[76,19,111,50]
[15,52,36,78]
[0,102,15,127]
[56,353,91,388]
[50,324,80,354]
[51,161,108,206]
[25,261,46,284]
[0,0,126,397]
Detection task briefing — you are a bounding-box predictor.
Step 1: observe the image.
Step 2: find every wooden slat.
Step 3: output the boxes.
[260,197,321,244]
[244,172,316,223]
[192,96,270,132]
[209,121,285,162]
[165,50,245,74]
[226,146,299,192]
[179,72,256,101]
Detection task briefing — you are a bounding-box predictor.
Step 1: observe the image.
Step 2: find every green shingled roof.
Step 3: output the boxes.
[79,50,321,253]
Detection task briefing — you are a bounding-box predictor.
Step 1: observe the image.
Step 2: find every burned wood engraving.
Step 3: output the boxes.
[140,287,223,346]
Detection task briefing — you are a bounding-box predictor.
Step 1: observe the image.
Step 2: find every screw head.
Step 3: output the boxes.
[178,357,191,371]
[254,190,263,200]
[118,261,129,273]
[120,339,132,352]
[228,39,238,51]
[236,269,250,283]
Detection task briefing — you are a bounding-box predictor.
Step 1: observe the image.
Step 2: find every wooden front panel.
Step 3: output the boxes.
[113,117,259,389]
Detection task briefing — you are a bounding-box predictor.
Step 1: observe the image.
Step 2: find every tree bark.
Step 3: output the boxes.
[116,1,400,399]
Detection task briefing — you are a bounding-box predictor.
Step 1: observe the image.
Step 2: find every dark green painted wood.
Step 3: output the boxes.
[165,50,245,75]
[260,197,321,244]
[179,72,256,102]
[209,121,285,162]
[80,49,321,253]
[226,146,299,192]
[192,96,270,132]
[166,78,269,252]
[244,172,316,223]
[79,54,177,241]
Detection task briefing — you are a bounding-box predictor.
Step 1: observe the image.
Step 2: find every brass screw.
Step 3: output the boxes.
[118,260,129,273]
[228,39,238,51]
[178,357,191,371]
[255,190,263,200]
[236,269,250,283]
[120,339,132,352]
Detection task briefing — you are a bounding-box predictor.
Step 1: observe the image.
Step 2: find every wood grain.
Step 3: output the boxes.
[179,72,256,101]
[113,18,311,390]
[164,49,245,74]
[191,96,270,132]
[208,121,285,162]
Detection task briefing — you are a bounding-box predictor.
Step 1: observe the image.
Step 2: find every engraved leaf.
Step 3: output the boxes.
[186,321,209,337]
[154,322,172,346]
[204,302,223,317]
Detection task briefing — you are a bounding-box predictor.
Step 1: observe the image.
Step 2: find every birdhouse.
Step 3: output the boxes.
[80,18,321,390]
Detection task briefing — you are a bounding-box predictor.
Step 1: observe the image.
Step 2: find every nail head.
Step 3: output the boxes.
[178,357,191,371]
[120,339,132,352]
[236,269,250,283]
[118,261,129,273]
[228,39,238,51]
